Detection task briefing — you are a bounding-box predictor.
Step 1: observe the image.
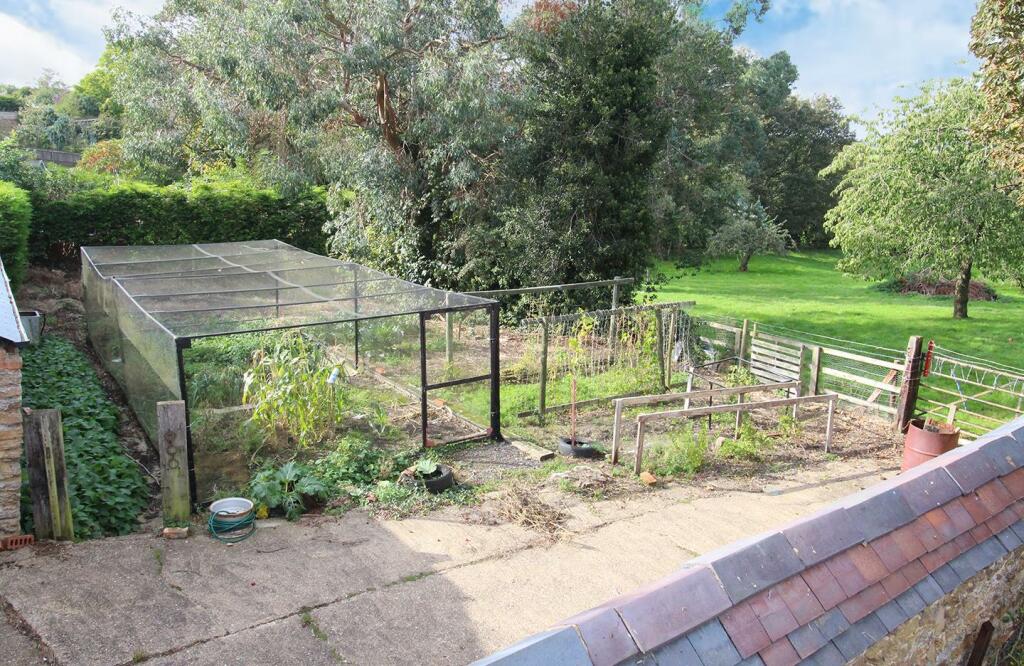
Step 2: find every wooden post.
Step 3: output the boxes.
[739,319,750,360]
[633,419,647,475]
[895,336,924,432]
[23,409,74,540]
[608,277,621,345]
[539,317,549,423]
[158,401,191,526]
[666,310,677,389]
[611,399,623,464]
[735,393,744,436]
[655,309,666,392]
[683,372,694,409]
[825,398,835,453]
[809,346,822,395]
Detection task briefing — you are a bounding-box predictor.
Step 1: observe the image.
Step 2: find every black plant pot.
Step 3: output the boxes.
[557,436,605,459]
[418,464,455,494]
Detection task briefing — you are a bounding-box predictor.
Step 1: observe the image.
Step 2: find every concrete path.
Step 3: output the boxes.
[0,460,896,666]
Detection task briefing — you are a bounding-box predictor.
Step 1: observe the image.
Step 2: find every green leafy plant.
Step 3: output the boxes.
[249,461,327,520]
[724,365,758,388]
[645,426,710,477]
[309,433,414,490]
[720,421,773,461]
[778,412,802,439]
[0,180,31,289]
[243,334,348,446]
[414,459,439,478]
[20,337,149,539]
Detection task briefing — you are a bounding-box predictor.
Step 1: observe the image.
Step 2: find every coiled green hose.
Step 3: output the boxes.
[207,510,256,543]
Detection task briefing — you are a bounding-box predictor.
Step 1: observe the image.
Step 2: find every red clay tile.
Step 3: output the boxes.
[825,551,870,597]
[775,575,825,625]
[953,531,978,554]
[720,601,772,658]
[1013,500,1024,520]
[943,500,977,535]
[891,524,928,562]
[567,607,639,666]
[802,564,847,611]
[870,533,909,573]
[838,583,889,623]
[847,545,889,584]
[902,559,928,585]
[920,541,960,572]
[988,507,1018,534]
[880,570,912,598]
[970,523,994,543]
[960,494,995,524]
[977,479,1015,515]
[1002,468,1024,498]
[911,515,945,552]
[924,507,959,542]
[749,589,800,642]
[760,638,801,666]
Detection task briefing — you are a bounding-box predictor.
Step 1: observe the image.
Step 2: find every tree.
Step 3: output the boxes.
[503,0,675,292]
[971,0,1024,200]
[110,0,511,283]
[822,78,1024,319]
[705,198,790,271]
[749,95,854,246]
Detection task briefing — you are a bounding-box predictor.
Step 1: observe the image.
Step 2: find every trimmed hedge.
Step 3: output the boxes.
[30,179,331,263]
[0,181,31,289]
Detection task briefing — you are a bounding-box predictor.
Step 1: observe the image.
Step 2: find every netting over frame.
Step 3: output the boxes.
[81,240,496,441]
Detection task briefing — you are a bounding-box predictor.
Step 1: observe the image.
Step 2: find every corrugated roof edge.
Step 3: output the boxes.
[471,415,1024,666]
[0,255,29,346]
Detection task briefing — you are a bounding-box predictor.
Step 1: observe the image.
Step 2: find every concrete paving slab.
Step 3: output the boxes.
[0,616,47,665]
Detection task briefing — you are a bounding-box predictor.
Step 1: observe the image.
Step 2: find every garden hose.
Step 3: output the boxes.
[207,510,256,543]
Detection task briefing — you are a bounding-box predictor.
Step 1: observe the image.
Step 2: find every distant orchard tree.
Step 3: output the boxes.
[823,78,1024,319]
[705,198,791,272]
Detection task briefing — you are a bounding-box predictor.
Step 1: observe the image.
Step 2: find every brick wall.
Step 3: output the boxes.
[475,417,1024,666]
[0,341,22,537]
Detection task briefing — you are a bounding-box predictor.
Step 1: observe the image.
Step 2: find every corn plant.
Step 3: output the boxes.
[243,333,349,446]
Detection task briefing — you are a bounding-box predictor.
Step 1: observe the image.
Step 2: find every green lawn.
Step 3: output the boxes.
[652,251,1024,371]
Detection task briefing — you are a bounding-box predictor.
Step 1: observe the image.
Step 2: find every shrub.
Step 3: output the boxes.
[29,179,332,263]
[21,337,149,538]
[719,421,773,461]
[310,433,414,490]
[0,181,30,289]
[645,426,710,477]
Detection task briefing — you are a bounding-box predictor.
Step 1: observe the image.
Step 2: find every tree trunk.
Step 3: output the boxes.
[952,258,972,319]
[738,252,752,272]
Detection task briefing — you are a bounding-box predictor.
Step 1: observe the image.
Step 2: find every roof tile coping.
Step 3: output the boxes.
[474,417,1024,665]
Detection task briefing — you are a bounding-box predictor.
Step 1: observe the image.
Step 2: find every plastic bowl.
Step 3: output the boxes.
[209,497,254,521]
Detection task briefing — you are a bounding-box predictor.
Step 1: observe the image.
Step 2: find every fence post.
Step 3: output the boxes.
[158,401,191,527]
[895,335,924,432]
[666,310,677,389]
[611,399,623,465]
[809,346,822,395]
[539,317,549,423]
[608,277,621,345]
[738,319,749,359]
[23,408,74,540]
[655,309,666,392]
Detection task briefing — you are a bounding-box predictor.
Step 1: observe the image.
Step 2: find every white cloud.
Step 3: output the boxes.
[750,0,977,120]
[0,13,92,85]
[0,0,163,86]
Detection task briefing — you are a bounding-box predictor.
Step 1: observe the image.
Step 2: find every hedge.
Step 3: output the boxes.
[0,181,31,289]
[29,179,332,263]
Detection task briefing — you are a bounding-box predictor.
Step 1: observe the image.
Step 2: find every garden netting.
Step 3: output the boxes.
[82,240,496,501]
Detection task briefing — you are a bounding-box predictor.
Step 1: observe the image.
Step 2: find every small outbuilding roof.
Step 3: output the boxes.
[81,240,494,340]
[0,257,29,346]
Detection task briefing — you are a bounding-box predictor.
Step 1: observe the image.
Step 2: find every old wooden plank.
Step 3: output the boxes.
[865,369,899,403]
[821,346,905,371]
[23,409,73,540]
[834,390,899,414]
[158,401,191,526]
[821,366,901,393]
[637,393,837,423]
[509,439,555,462]
[809,346,822,395]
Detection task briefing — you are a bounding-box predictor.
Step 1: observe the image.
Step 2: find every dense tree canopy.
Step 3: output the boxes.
[823,78,1024,319]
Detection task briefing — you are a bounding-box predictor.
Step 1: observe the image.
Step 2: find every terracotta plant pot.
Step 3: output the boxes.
[902,418,960,471]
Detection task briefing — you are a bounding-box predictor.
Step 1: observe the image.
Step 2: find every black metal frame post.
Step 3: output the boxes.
[174,337,197,509]
[488,303,502,440]
[419,311,429,449]
[353,266,361,367]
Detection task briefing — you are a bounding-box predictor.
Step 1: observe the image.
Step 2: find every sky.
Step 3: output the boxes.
[0,0,980,123]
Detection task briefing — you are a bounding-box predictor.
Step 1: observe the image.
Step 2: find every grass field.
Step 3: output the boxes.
[652,251,1024,371]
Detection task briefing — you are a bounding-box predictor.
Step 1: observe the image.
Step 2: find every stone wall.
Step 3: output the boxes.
[855,549,1024,665]
[0,341,22,537]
